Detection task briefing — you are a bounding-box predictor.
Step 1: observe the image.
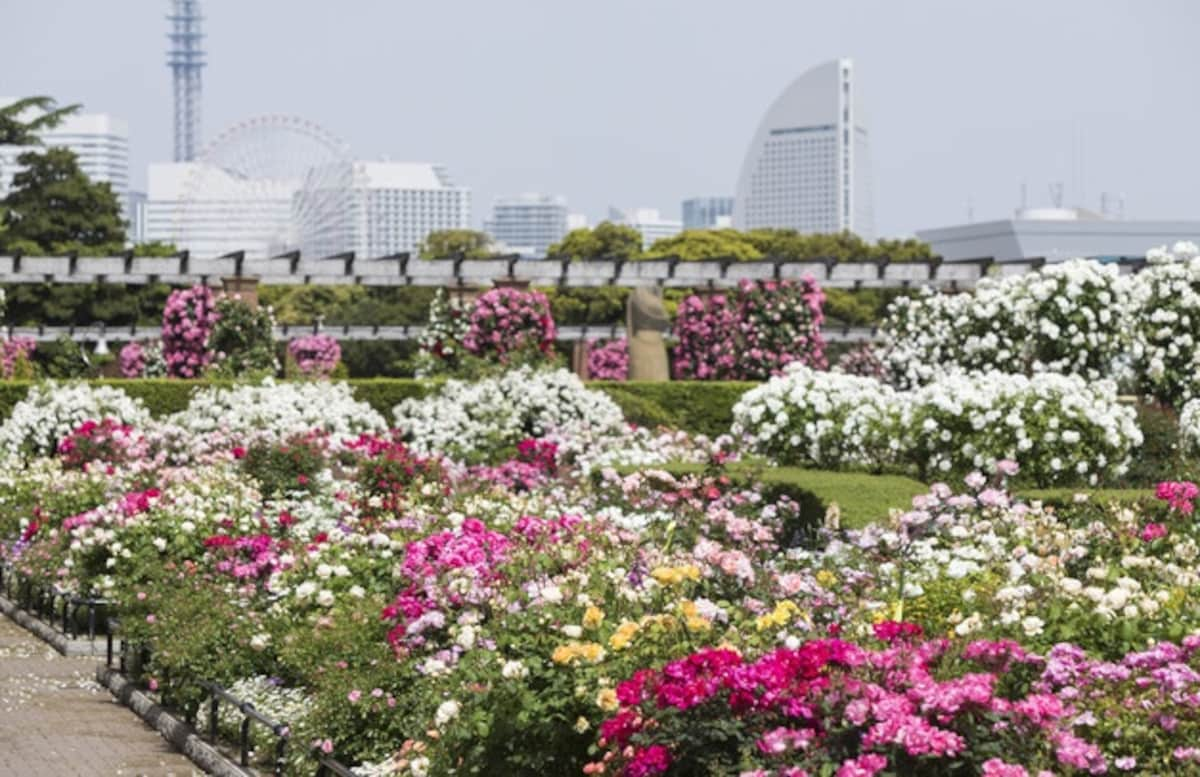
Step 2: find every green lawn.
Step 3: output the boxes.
[619,461,1156,531]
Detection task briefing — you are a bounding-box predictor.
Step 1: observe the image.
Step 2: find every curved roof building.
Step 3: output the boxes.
[733,59,873,239]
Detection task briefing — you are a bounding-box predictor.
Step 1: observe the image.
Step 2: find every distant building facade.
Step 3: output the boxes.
[609,207,683,250]
[147,159,471,259]
[484,193,568,257]
[732,59,872,239]
[918,208,1200,262]
[682,196,735,229]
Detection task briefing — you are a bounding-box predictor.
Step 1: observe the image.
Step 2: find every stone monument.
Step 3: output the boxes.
[625,286,670,381]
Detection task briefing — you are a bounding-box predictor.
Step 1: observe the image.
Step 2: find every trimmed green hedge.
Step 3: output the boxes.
[0,378,752,435]
[589,381,756,439]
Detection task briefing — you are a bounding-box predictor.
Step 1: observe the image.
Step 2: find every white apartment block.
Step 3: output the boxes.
[484,193,568,258]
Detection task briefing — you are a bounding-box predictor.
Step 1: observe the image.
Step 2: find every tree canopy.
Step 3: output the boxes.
[0,96,80,147]
[547,221,643,261]
[742,229,933,262]
[643,229,763,261]
[418,229,496,260]
[0,147,126,254]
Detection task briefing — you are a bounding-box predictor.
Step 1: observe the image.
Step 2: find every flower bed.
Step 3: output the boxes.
[2,369,1199,775]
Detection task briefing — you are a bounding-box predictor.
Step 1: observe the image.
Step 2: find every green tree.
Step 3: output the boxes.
[0,96,80,146]
[0,147,126,254]
[418,229,496,259]
[133,241,180,257]
[547,221,643,261]
[642,229,762,261]
[874,237,934,262]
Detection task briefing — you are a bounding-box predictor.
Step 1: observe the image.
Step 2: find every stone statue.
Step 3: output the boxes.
[626,286,670,381]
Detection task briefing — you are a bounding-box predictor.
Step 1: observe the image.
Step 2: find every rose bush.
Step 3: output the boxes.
[673,278,826,380]
[161,285,219,378]
[462,287,557,364]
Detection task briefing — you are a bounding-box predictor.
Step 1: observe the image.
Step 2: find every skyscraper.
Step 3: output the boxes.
[167,0,205,162]
[485,193,569,258]
[733,59,873,239]
[682,196,735,229]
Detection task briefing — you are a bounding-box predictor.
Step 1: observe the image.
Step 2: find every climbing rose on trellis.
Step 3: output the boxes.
[462,287,557,363]
[161,285,219,378]
[672,277,826,380]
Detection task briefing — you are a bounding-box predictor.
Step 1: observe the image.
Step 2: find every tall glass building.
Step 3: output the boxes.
[484,193,568,258]
[733,59,873,239]
[682,196,735,229]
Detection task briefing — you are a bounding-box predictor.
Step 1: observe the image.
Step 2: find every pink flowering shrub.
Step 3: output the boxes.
[1,337,36,378]
[57,418,148,472]
[588,338,629,380]
[591,634,1093,777]
[119,341,146,377]
[161,285,219,378]
[1156,480,1198,514]
[1036,638,1200,772]
[462,287,557,363]
[466,438,559,492]
[834,344,887,380]
[288,334,342,378]
[672,278,826,380]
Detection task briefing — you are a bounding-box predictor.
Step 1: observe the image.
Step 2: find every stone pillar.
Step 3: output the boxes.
[626,286,670,381]
[221,276,260,310]
[571,340,591,380]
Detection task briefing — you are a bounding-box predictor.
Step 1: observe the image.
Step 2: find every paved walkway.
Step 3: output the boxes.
[0,616,203,776]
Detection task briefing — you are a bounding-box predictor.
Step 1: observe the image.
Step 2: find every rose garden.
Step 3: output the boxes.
[5,243,1200,776]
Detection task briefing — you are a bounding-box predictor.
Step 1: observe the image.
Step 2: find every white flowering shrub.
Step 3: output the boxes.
[169,379,386,444]
[1178,396,1200,458]
[903,371,1142,485]
[881,259,1131,388]
[878,289,972,389]
[731,364,901,468]
[1014,259,1131,379]
[731,368,1141,485]
[0,381,151,456]
[1129,241,1200,406]
[393,367,625,462]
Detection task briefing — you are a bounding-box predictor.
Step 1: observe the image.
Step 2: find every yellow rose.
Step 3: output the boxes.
[583,606,605,629]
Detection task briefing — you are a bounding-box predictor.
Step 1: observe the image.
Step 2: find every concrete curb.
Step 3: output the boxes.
[0,594,102,656]
[96,664,258,777]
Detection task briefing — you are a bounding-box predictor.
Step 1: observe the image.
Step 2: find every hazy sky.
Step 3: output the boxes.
[3,0,1197,237]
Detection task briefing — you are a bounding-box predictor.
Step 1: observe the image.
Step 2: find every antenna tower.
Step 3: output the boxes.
[167,0,205,162]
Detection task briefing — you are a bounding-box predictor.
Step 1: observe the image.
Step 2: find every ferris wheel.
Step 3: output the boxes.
[173,115,353,259]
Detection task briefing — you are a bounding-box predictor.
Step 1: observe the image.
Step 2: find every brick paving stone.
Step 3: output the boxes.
[0,616,204,776]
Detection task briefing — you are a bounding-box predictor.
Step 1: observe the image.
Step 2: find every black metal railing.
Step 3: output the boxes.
[201,680,291,774]
[0,564,109,640]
